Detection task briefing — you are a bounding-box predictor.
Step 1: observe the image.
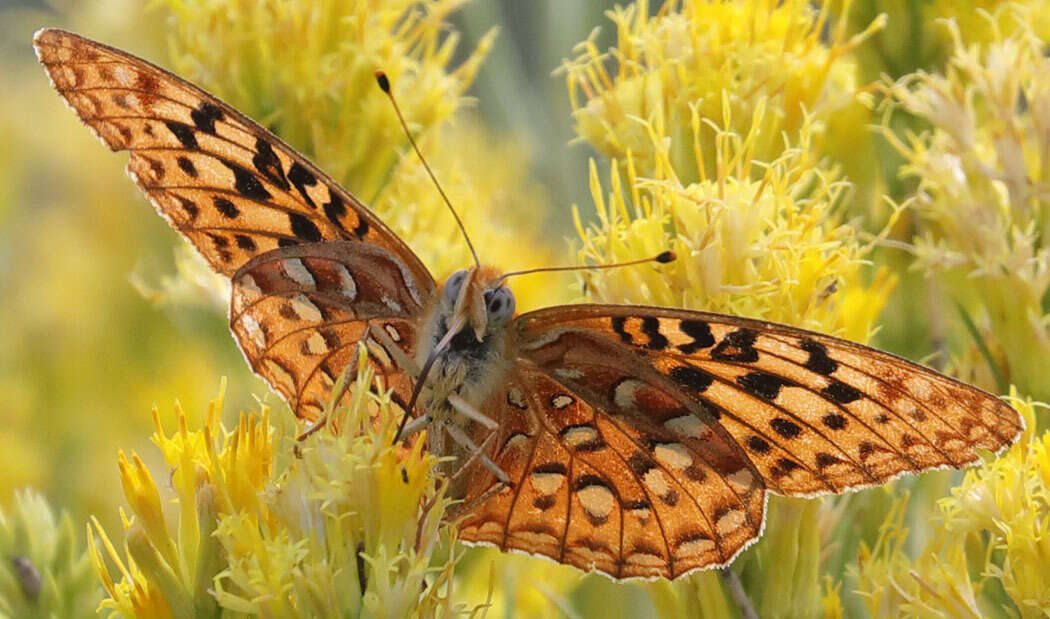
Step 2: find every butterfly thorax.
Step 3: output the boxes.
[414,267,517,484]
[416,267,516,409]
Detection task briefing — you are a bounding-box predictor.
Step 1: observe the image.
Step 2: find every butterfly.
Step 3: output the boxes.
[35,28,1024,581]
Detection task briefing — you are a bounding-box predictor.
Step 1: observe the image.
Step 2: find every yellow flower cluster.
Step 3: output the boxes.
[90,355,459,617]
[565,3,897,615]
[883,12,1050,400]
[855,392,1047,617]
[575,103,895,342]
[562,0,884,189]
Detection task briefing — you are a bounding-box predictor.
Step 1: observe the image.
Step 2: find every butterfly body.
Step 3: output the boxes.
[35,28,1025,582]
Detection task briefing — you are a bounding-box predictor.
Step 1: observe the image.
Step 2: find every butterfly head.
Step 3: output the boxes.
[442,266,516,343]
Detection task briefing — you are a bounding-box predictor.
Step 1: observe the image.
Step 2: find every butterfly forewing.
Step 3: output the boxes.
[33,28,430,281]
[35,28,438,420]
[457,361,767,580]
[514,305,1023,498]
[230,241,433,419]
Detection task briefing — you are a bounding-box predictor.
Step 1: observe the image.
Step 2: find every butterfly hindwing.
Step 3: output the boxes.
[33,28,431,284]
[230,241,434,419]
[457,361,767,580]
[513,305,1024,498]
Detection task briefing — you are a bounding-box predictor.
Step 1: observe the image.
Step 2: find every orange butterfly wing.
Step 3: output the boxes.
[34,29,437,418]
[458,304,1022,580]
[456,360,766,580]
[33,29,428,280]
[515,305,1022,496]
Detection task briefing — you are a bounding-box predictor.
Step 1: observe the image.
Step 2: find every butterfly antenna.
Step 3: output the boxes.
[376,71,480,269]
[496,250,676,286]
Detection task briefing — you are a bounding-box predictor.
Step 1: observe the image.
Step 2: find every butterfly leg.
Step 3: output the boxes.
[447,394,499,430]
[444,422,510,484]
[399,411,435,438]
[366,321,422,377]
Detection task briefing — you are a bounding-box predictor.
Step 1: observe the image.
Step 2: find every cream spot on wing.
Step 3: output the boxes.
[334,264,357,300]
[305,332,327,355]
[727,468,755,490]
[562,426,598,447]
[678,537,716,556]
[578,484,616,519]
[654,443,692,470]
[614,379,644,409]
[625,550,665,567]
[384,324,401,342]
[643,469,670,496]
[478,521,503,536]
[716,509,746,536]
[114,65,135,86]
[570,544,614,564]
[664,414,711,439]
[905,376,933,400]
[509,530,558,547]
[283,259,316,288]
[531,472,565,495]
[552,395,574,410]
[629,504,651,520]
[243,315,266,348]
[555,368,583,380]
[290,294,322,322]
[507,388,527,409]
[264,359,295,393]
[500,433,529,455]
[381,295,402,313]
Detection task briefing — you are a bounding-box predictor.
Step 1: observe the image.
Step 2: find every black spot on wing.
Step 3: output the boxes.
[746,435,770,454]
[176,156,198,178]
[234,234,256,250]
[323,195,347,232]
[287,162,318,207]
[223,160,271,200]
[288,213,322,242]
[668,365,713,393]
[352,217,369,240]
[252,138,289,190]
[213,197,239,219]
[640,316,668,350]
[822,413,847,430]
[769,418,802,439]
[611,316,632,344]
[533,462,568,476]
[190,101,223,134]
[801,340,837,375]
[677,319,715,354]
[163,121,197,149]
[711,328,759,363]
[736,371,794,400]
[824,380,862,404]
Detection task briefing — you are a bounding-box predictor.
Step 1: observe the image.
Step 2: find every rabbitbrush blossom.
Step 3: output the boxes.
[89,356,463,617]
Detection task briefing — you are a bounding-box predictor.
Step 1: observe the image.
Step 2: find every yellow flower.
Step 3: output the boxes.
[562,0,884,190]
[576,103,895,340]
[883,11,1050,399]
[856,391,1048,617]
[90,353,460,617]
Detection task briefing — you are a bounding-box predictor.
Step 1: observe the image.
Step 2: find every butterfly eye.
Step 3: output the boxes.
[484,287,516,324]
[443,270,469,304]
